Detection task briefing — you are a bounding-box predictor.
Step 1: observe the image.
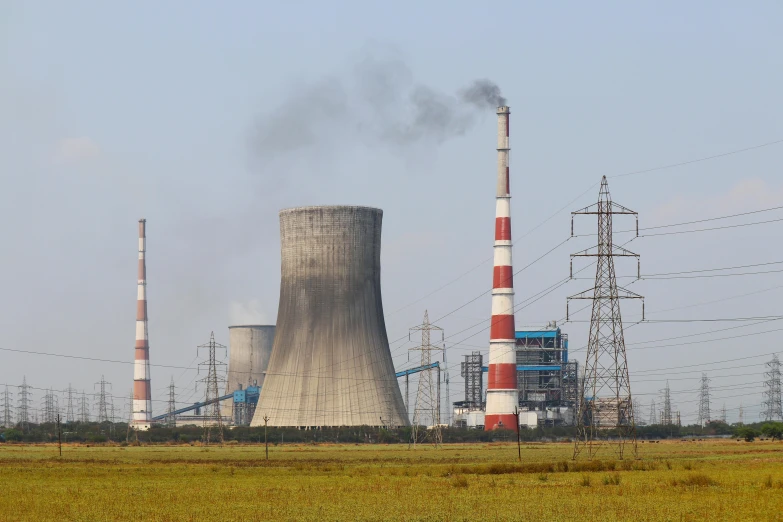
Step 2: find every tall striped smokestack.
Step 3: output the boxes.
[485,106,518,431]
[133,219,152,430]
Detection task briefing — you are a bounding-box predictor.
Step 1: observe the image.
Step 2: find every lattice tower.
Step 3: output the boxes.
[569,176,642,460]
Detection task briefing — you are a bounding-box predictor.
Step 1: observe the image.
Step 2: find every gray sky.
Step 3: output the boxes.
[1,1,781,424]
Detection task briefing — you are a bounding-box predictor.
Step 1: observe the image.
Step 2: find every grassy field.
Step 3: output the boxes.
[0,440,782,521]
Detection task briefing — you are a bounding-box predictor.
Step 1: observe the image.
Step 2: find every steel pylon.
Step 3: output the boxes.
[569,176,642,460]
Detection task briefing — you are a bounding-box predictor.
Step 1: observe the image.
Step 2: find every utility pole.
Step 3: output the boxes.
[167,377,177,427]
[56,414,62,457]
[761,354,783,421]
[94,376,112,423]
[263,415,270,461]
[65,384,75,424]
[408,311,445,447]
[513,407,521,462]
[1,386,13,428]
[17,377,31,432]
[698,374,711,428]
[569,176,641,460]
[198,332,226,445]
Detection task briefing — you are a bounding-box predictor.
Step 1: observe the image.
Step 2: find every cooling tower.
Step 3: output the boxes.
[224,325,275,420]
[251,206,409,427]
[226,325,276,391]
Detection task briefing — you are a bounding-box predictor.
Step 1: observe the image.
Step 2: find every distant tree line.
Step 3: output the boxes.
[1,420,781,445]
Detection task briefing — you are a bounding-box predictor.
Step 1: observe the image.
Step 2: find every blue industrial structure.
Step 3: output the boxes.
[456,323,579,428]
[151,385,261,426]
[514,322,578,425]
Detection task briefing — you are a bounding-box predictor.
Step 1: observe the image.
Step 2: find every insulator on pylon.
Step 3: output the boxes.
[566,301,570,321]
[636,216,639,237]
[637,259,640,279]
[571,216,574,237]
[570,259,573,279]
[642,301,645,321]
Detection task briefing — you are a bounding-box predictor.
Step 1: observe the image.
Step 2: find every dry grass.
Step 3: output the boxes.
[0,439,781,521]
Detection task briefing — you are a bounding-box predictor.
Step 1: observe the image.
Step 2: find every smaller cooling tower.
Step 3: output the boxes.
[224,325,275,421]
[226,325,276,391]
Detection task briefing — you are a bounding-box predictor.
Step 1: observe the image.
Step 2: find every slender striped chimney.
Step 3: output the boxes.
[133,219,152,430]
[484,106,518,431]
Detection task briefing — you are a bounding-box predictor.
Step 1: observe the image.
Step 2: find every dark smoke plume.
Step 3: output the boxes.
[251,55,505,161]
[460,79,507,108]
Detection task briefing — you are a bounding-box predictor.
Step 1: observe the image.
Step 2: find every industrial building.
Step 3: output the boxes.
[454,323,578,429]
[515,322,578,426]
[251,206,409,428]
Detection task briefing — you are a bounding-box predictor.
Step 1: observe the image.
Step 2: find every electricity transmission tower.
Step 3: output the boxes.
[167,377,177,427]
[648,399,656,426]
[409,311,444,447]
[198,332,226,445]
[125,388,137,443]
[761,354,783,421]
[94,376,112,423]
[17,377,31,431]
[698,374,711,427]
[569,176,642,460]
[42,389,59,424]
[1,386,13,428]
[65,384,76,423]
[739,404,745,425]
[78,391,90,423]
[720,404,727,424]
[661,381,673,425]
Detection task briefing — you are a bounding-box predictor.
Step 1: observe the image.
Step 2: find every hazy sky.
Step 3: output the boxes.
[1,2,782,424]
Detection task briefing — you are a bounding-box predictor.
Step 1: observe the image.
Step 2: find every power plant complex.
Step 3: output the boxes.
[127,102,587,433]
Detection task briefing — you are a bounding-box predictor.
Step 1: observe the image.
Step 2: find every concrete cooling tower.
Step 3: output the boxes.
[224,325,275,421]
[226,325,276,391]
[251,206,409,427]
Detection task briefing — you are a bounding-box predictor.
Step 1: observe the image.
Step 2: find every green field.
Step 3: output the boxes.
[1,440,782,521]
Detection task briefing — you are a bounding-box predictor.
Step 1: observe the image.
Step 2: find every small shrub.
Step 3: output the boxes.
[580,475,592,487]
[603,473,621,486]
[671,473,718,487]
[537,473,548,482]
[682,462,693,471]
[763,475,773,489]
[451,475,469,489]
[665,461,672,470]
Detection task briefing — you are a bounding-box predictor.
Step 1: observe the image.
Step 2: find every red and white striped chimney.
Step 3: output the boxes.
[484,106,518,431]
[133,219,152,430]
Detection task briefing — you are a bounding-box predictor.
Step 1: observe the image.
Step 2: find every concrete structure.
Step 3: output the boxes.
[224,325,275,423]
[251,206,408,427]
[133,219,152,430]
[485,106,519,431]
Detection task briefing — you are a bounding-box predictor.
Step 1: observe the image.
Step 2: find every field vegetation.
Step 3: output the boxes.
[0,439,781,521]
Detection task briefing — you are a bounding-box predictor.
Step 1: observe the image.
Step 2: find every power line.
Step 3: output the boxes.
[640,216,783,238]
[611,138,783,179]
